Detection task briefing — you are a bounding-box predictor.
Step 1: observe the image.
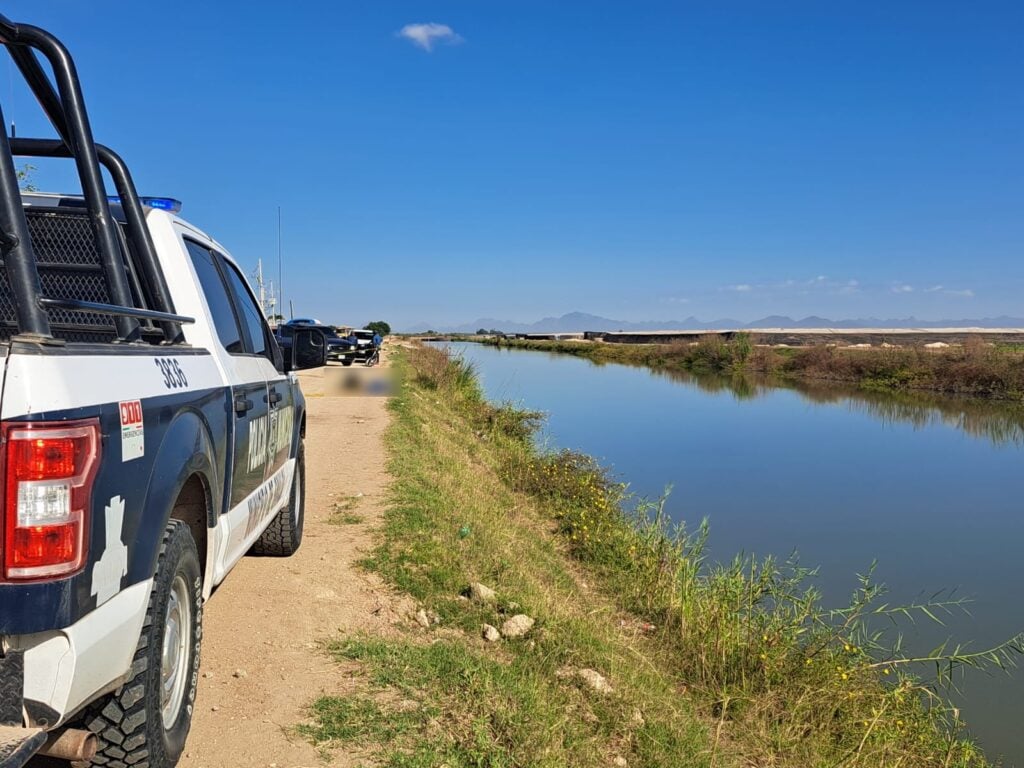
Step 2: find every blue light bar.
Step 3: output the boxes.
[107,195,182,213]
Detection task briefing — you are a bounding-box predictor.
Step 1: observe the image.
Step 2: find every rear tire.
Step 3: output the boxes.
[250,443,305,557]
[83,520,202,768]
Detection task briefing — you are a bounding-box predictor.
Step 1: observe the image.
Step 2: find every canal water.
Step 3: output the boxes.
[440,341,1024,765]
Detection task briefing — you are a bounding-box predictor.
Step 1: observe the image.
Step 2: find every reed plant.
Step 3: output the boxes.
[502,441,1024,765]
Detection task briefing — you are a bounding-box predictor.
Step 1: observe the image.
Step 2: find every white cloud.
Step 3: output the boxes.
[397,22,463,52]
[890,283,914,294]
[722,276,859,295]
[839,280,860,295]
[664,296,691,304]
[923,285,973,297]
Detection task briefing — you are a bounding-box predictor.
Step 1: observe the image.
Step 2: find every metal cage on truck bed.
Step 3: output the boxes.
[0,15,192,346]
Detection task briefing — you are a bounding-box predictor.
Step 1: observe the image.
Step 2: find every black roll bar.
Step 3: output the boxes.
[0,100,50,339]
[38,297,193,326]
[11,138,184,342]
[0,18,140,342]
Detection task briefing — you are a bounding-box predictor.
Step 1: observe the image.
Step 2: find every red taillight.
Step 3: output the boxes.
[2,420,100,580]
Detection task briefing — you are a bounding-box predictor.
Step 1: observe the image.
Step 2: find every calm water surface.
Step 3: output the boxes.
[440,341,1024,765]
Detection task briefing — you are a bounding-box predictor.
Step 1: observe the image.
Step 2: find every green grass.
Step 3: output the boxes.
[327,494,365,525]
[301,343,1018,768]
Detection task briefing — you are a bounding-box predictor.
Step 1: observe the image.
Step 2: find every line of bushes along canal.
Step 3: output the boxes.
[482,335,1024,401]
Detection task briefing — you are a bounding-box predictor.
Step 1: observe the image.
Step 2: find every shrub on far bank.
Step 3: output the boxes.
[489,336,1024,400]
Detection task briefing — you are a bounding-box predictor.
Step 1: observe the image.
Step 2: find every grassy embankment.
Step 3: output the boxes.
[484,335,1024,401]
[299,344,1020,767]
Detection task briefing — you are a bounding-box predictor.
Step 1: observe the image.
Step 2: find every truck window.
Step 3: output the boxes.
[185,240,244,354]
[219,259,269,358]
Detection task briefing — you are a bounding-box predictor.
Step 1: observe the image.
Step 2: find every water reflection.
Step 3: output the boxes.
[645,366,1024,447]
[493,345,1024,446]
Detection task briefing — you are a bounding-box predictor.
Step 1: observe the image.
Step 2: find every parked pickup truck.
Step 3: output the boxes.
[275,319,354,362]
[335,329,380,366]
[0,14,326,768]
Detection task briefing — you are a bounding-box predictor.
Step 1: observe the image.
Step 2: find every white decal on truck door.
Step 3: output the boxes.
[246,405,294,473]
[91,495,129,606]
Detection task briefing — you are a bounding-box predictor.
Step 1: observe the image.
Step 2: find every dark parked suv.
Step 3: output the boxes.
[276,320,353,361]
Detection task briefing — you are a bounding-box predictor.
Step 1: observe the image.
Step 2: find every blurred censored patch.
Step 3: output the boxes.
[327,367,398,397]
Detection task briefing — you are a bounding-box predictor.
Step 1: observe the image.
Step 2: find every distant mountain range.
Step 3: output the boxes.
[405,311,1024,334]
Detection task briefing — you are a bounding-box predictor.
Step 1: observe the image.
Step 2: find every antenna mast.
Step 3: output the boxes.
[252,259,278,325]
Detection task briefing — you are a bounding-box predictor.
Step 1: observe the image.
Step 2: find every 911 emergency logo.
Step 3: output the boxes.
[119,399,145,461]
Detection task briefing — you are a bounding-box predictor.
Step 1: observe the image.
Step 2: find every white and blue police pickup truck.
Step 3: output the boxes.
[0,13,327,768]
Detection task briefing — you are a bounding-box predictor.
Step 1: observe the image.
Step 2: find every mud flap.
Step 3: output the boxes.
[0,651,42,768]
[0,726,45,768]
[0,650,24,727]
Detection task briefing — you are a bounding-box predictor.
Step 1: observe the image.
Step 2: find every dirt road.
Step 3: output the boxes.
[175,363,405,768]
[26,363,402,768]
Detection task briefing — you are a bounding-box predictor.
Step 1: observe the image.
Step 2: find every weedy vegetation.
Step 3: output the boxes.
[302,343,1022,767]
[327,494,365,525]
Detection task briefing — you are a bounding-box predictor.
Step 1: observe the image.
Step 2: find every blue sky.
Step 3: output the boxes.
[6,1,1022,328]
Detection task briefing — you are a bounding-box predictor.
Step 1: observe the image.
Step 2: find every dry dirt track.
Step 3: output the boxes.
[175,362,408,768]
[28,362,406,768]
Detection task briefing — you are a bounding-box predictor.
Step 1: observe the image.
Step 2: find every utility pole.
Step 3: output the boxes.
[255,258,265,311]
[277,206,283,321]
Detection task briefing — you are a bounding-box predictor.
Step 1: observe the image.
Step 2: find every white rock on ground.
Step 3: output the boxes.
[577,668,613,694]
[415,609,431,628]
[481,624,501,642]
[468,582,497,603]
[500,614,535,638]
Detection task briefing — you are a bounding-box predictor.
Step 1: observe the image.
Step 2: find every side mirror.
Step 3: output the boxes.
[290,328,327,371]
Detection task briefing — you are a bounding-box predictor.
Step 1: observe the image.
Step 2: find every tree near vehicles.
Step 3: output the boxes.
[17,162,36,191]
[365,320,391,336]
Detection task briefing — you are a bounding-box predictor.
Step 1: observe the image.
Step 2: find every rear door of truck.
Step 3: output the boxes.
[182,240,271,530]
[215,258,295,485]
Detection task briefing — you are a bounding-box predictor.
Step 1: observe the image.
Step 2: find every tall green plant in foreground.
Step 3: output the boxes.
[308,344,1021,767]
[506,445,1024,765]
